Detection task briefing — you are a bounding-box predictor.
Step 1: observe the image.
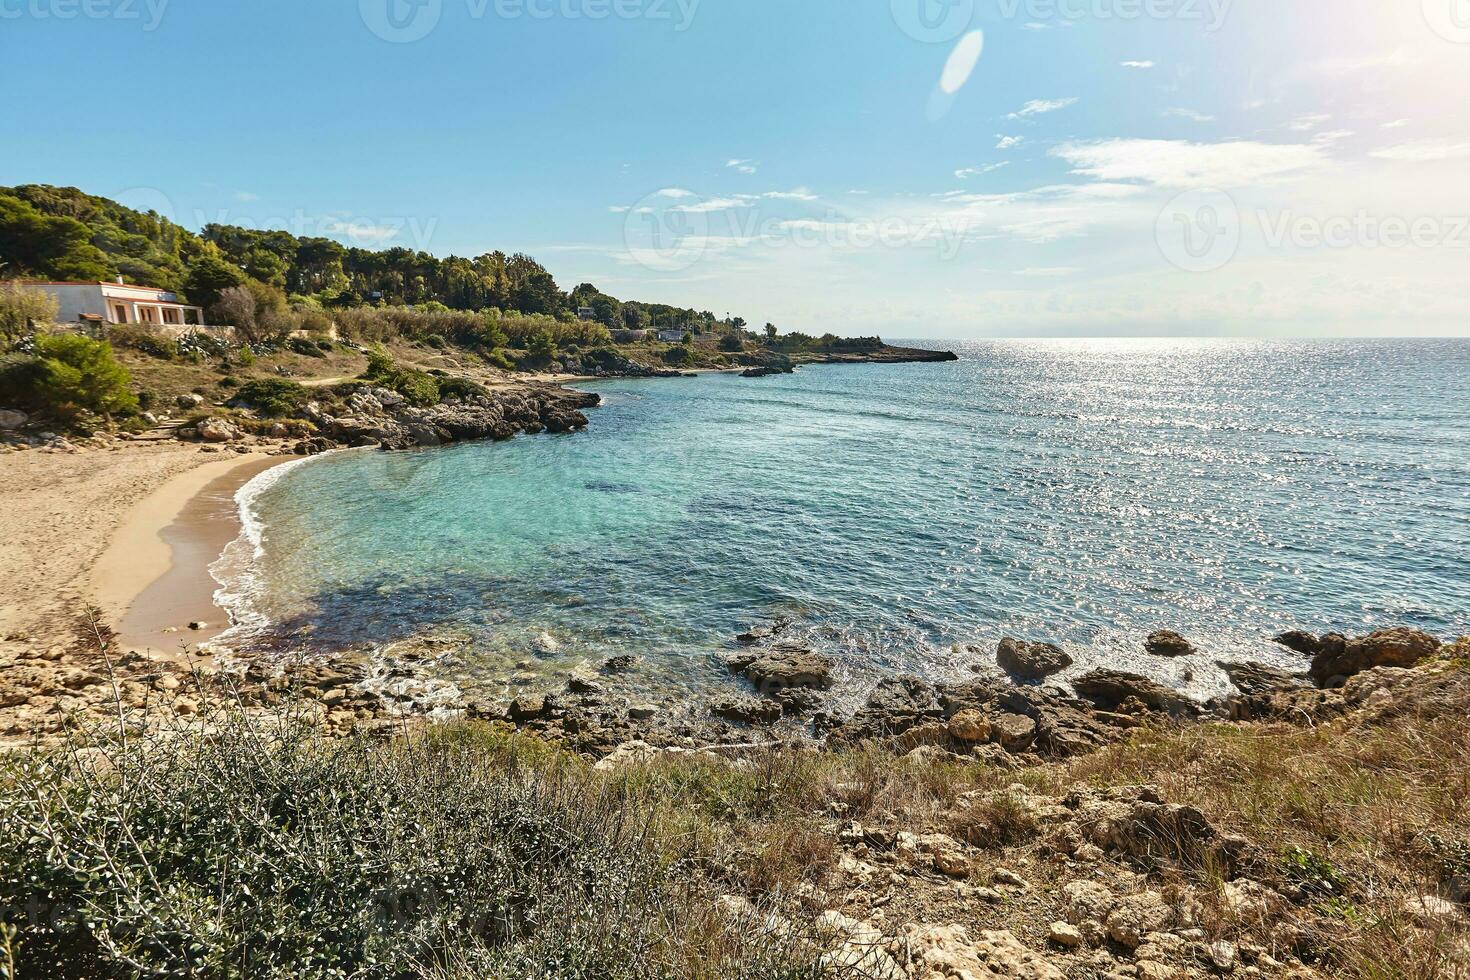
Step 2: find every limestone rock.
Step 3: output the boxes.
[1072,669,1198,718]
[1310,627,1441,687]
[947,709,992,743]
[0,409,27,430]
[1048,921,1084,948]
[196,418,241,443]
[898,925,1065,980]
[996,637,1073,682]
[726,646,834,693]
[1144,629,1196,658]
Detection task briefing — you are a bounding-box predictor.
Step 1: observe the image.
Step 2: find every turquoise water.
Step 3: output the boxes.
[219,339,1470,704]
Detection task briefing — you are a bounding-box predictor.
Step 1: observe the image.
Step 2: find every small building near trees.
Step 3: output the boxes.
[22,279,207,331]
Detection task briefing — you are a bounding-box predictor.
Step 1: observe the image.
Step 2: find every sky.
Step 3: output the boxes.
[3,0,1470,338]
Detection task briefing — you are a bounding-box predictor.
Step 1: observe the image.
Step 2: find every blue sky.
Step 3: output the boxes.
[3,0,1469,337]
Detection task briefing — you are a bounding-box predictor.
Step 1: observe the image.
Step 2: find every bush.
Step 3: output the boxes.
[287,336,328,358]
[360,345,440,407]
[233,378,309,417]
[0,282,59,350]
[16,333,138,418]
[0,714,820,980]
[437,376,488,401]
[106,322,177,360]
[663,345,692,366]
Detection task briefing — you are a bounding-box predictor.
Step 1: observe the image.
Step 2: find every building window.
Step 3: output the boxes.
[113,304,129,323]
[163,308,181,325]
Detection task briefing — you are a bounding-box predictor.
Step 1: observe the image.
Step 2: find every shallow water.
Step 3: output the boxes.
[216,339,1470,705]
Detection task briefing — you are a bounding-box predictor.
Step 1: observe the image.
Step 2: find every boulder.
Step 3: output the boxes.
[1272,630,1322,656]
[947,709,992,743]
[176,393,205,409]
[899,925,1065,980]
[1144,629,1196,658]
[992,712,1038,751]
[727,646,835,693]
[0,409,27,430]
[710,695,781,725]
[1216,661,1308,720]
[196,418,241,443]
[1072,670,1198,718]
[995,637,1072,682]
[1310,627,1441,687]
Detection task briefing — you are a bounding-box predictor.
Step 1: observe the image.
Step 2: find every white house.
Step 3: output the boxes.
[23,279,207,330]
[656,328,687,343]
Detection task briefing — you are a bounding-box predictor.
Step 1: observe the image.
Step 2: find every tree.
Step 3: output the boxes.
[719,333,744,353]
[212,286,258,339]
[184,254,247,311]
[764,323,777,340]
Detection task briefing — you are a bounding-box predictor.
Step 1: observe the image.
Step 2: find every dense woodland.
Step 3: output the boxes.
[0,184,731,335]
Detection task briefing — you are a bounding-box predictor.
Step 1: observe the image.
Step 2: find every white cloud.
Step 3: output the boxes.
[1120,61,1154,69]
[608,205,630,213]
[671,197,750,214]
[1288,113,1331,132]
[995,135,1025,150]
[1381,119,1411,130]
[656,188,696,198]
[1369,139,1470,162]
[726,159,759,175]
[1008,97,1078,119]
[955,163,1009,180]
[1053,139,1328,189]
[1164,108,1215,123]
[1311,130,1354,147]
[321,220,401,244]
[761,187,818,201]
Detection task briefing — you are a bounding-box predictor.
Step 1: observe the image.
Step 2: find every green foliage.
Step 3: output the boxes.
[106,322,178,360]
[287,336,328,358]
[719,333,745,353]
[0,282,59,349]
[437,376,489,401]
[388,368,441,407]
[3,185,759,369]
[664,345,692,366]
[1280,845,1348,896]
[0,713,822,980]
[526,327,558,363]
[233,378,309,418]
[361,345,440,407]
[22,333,137,418]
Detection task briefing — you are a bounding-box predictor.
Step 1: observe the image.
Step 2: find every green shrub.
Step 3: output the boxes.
[388,367,440,407]
[663,345,692,366]
[106,322,177,360]
[233,378,309,417]
[437,376,488,401]
[360,345,440,406]
[19,333,137,418]
[0,282,59,350]
[0,714,821,980]
[287,336,328,358]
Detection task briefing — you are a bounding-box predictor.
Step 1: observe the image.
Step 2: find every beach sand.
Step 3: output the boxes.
[96,453,293,655]
[0,443,292,655]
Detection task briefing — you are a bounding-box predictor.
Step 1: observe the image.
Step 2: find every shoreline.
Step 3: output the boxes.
[92,452,299,657]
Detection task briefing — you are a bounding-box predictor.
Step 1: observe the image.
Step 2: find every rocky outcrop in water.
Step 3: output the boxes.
[994,637,1073,682]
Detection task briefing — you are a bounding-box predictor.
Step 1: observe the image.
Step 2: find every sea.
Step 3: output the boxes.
[210,338,1470,707]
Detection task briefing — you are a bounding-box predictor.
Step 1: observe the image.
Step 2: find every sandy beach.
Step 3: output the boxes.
[95,453,295,655]
[0,444,293,654]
